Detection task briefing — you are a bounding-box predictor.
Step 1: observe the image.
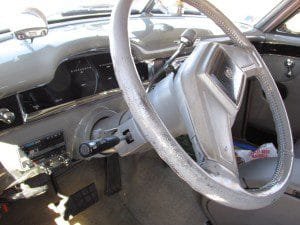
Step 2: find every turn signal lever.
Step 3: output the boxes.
[79,136,121,158]
[146,28,197,92]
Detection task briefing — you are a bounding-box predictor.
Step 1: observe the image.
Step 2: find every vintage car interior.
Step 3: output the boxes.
[0,0,299,224]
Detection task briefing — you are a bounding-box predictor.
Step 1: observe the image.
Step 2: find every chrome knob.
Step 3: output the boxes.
[0,108,15,124]
[284,58,295,78]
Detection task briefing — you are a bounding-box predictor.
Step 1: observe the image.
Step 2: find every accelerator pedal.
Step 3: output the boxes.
[105,153,122,196]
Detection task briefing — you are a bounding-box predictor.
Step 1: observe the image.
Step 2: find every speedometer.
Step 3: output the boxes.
[67,58,99,98]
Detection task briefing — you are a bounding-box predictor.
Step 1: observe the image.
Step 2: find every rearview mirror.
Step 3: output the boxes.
[11,8,48,41]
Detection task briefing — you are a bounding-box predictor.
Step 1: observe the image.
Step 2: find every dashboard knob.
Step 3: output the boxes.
[284,58,295,78]
[0,108,15,124]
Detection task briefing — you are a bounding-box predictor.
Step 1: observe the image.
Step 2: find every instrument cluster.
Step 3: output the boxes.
[18,53,149,115]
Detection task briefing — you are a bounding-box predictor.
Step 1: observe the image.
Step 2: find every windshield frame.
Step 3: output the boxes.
[254,0,299,32]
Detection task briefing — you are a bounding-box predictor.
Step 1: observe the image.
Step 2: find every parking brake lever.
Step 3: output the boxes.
[146,28,197,92]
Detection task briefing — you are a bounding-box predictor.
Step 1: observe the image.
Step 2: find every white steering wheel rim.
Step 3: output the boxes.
[109,0,294,210]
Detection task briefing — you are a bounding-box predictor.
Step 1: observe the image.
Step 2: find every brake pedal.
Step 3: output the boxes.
[64,183,98,220]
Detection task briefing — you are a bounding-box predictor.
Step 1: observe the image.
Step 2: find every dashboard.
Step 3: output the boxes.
[0,52,149,133]
[0,15,262,175]
[0,15,254,132]
[0,51,150,170]
[0,7,299,202]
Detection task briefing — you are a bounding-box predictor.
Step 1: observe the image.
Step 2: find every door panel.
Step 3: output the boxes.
[247,54,300,139]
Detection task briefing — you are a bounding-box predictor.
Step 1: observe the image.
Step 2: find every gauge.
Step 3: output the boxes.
[67,58,99,98]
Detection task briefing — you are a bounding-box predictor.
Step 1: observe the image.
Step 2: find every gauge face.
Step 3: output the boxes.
[67,58,99,98]
[19,58,99,114]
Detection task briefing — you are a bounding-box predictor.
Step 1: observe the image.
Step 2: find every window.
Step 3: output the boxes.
[277,10,300,35]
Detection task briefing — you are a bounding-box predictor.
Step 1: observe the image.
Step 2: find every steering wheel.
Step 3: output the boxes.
[109,0,294,210]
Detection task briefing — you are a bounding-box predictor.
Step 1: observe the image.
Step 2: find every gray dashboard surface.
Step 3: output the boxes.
[0,94,126,159]
[0,15,252,99]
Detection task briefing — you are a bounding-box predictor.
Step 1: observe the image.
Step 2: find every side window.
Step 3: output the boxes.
[277,10,300,35]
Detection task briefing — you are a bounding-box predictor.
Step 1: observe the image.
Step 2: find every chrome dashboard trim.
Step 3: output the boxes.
[12,45,150,124]
[17,89,122,123]
[17,82,149,123]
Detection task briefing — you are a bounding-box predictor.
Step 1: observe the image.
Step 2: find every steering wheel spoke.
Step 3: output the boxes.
[201,159,241,188]
[174,42,247,174]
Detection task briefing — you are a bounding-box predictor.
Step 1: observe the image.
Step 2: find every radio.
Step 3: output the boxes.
[21,131,67,168]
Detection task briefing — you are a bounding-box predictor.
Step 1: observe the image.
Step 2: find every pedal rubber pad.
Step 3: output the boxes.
[105,153,122,196]
[64,183,98,220]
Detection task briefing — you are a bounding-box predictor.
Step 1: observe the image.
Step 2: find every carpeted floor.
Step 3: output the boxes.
[2,150,208,225]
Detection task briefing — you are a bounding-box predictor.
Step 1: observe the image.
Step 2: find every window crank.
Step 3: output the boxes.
[284,58,295,78]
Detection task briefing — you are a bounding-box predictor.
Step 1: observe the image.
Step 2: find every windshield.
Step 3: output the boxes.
[155,0,283,25]
[0,0,282,32]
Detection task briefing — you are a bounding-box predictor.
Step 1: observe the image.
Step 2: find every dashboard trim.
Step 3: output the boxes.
[17,82,149,123]
[17,88,121,123]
